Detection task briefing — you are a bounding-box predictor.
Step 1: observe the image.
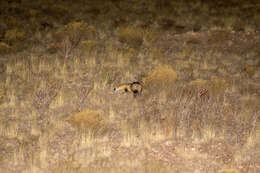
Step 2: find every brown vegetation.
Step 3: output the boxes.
[0,0,259,172]
[143,65,178,95]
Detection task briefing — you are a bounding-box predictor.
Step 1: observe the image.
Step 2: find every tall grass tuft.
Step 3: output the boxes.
[53,21,88,58]
[143,65,178,95]
[67,109,107,135]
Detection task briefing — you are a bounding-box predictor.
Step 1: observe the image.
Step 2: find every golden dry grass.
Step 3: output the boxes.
[0,84,6,105]
[0,0,259,172]
[188,79,208,89]
[4,28,26,42]
[80,40,99,53]
[0,42,12,54]
[218,168,241,173]
[52,21,89,57]
[188,77,228,100]
[67,109,105,129]
[143,65,178,95]
[256,122,260,143]
[117,26,145,48]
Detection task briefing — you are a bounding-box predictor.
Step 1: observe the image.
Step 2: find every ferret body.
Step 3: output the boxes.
[114,82,143,97]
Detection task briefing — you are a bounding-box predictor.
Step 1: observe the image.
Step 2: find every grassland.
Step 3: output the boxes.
[0,0,259,172]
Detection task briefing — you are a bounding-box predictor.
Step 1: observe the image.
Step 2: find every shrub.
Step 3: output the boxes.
[67,109,106,134]
[188,79,210,102]
[143,65,178,95]
[32,77,61,113]
[210,76,228,98]
[143,29,159,44]
[218,168,240,173]
[117,26,144,48]
[41,4,69,20]
[80,40,99,53]
[5,16,18,27]
[243,64,255,77]
[0,84,6,105]
[188,77,228,101]
[208,30,231,47]
[53,21,88,58]
[256,122,260,142]
[0,42,12,54]
[188,79,208,89]
[4,28,25,42]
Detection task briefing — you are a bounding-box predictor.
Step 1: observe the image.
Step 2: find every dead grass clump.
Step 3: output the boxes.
[209,30,231,45]
[117,47,139,64]
[256,121,260,142]
[80,40,99,54]
[188,79,210,102]
[42,4,70,20]
[143,29,159,44]
[141,160,172,173]
[67,109,106,133]
[0,84,6,105]
[150,48,164,60]
[218,168,241,173]
[117,26,144,48]
[99,66,118,86]
[188,77,228,101]
[53,21,88,58]
[4,28,25,43]
[243,64,255,78]
[0,42,12,54]
[170,84,242,140]
[5,16,19,27]
[143,65,178,94]
[210,76,228,98]
[32,77,61,113]
[188,79,208,89]
[28,9,40,18]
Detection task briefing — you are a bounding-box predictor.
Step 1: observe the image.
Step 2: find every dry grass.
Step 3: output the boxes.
[218,168,241,173]
[0,83,6,105]
[0,42,12,54]
[117,26,145,48]
[0,0,259,172]
[80,40,99,54]
[188,77,228,101]
[67,109,106,133]
[143,65,178,95]
[51,21,89,58]
[256,122,260,143]
[4,28,26,42]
